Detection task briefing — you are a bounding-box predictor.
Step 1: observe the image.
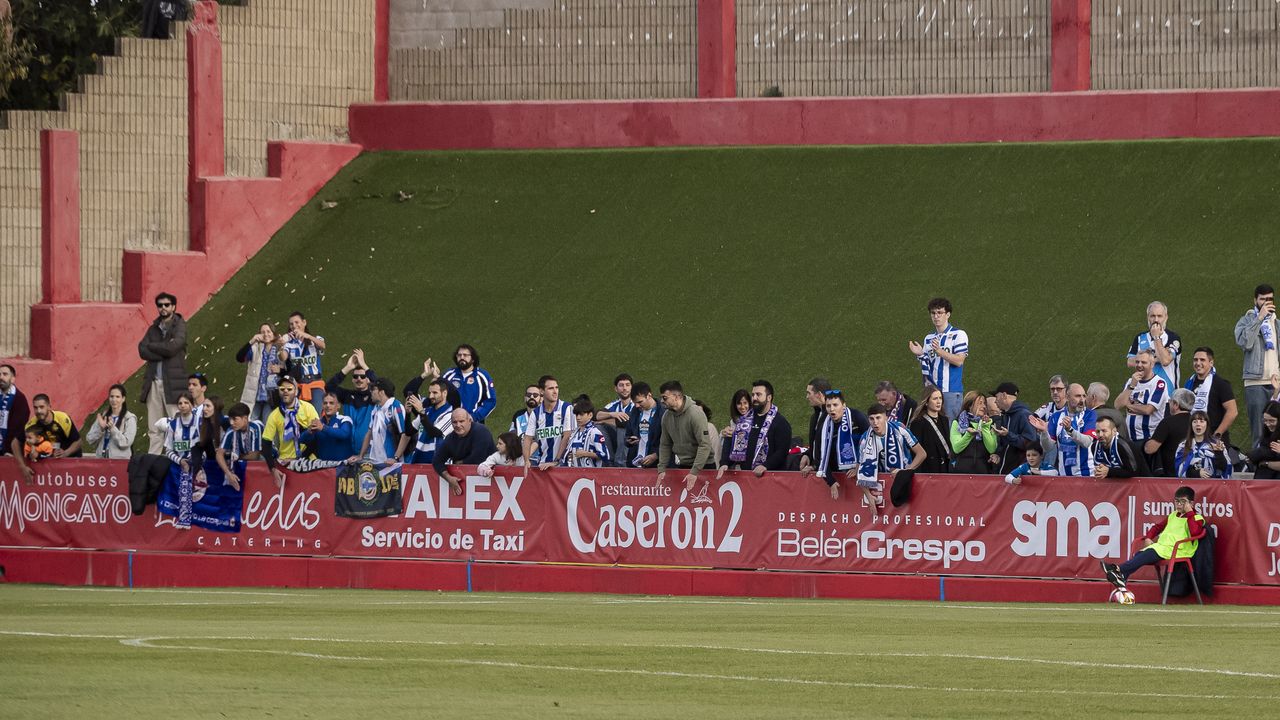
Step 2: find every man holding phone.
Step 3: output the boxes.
[1235,284,1277,449]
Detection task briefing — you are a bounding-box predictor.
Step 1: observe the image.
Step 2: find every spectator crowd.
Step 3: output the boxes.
[6,286,1280,505]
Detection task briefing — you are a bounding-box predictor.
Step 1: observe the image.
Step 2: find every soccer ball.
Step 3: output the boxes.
[1109,588,1136,605]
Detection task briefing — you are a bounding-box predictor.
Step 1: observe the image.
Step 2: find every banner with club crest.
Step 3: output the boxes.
[335,460,403,519]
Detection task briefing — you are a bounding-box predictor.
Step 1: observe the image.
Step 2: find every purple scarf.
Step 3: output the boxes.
[729,404,777,467]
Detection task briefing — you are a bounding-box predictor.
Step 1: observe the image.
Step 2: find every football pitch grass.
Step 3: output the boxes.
[2,585,1278,718]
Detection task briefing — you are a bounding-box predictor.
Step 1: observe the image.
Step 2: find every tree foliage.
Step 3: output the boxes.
[1,0,142,111]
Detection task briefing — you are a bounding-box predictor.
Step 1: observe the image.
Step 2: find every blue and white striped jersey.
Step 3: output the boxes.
[523,400,576,462]
[560,421,610,468]
[1124,376,1167,442]
[221,419,264,461]
[919,324,969,392]
[412,402,454,461]
[369,398,406,463]
[1048,407,1096,476]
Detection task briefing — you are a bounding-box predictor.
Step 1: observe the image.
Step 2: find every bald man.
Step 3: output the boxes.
[1030,383,1097,477]
[432,408,498,495]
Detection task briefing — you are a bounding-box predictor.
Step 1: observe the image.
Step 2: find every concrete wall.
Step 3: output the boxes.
[223,0,375,177]
[0,0,375,359]
[0,129,40,357]
[389,0,698,100]
[737,0,1051,97]
[1092,0,1280,90]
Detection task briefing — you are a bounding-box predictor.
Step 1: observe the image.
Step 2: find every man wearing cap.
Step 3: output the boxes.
[992,382,1037,475]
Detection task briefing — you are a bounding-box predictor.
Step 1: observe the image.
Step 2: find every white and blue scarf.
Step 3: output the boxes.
[858,421,912,484]
[1176,439,1231,479]
[561,421,609,468]
[0,385,14,446]
[816,408,860,479]
[1185,370,1215,413]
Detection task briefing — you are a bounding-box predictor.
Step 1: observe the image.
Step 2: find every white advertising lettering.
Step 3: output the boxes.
[402,474,524,521]
[241,487,321,531]
[565,479,744,554]
[1009,500,1120,558]
[0,481,132,531]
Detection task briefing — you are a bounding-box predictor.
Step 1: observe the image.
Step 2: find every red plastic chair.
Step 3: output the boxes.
[1130,531,1206,605]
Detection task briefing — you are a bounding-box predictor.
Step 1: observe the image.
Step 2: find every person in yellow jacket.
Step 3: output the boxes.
[1102,486,1205,589]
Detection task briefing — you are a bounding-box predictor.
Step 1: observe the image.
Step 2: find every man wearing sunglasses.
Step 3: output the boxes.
[138,292,188,453]
[325,348,381,456]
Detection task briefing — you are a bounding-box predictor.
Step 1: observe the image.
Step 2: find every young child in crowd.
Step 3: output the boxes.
[1003,442,1058,485]
[478,431,525,477]
[24,428,53,463]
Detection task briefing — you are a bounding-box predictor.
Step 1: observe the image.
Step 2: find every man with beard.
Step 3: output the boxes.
[0,364,31,468]
[624,382,664,468]
[138,292,188,453]
[1092,415,1147,479]
[509,384,541,440]
[400,378,455,464]
[24,394,82,459]
[1126,301,1182,387]
[326,348,381,456]
[440,344,496,423]
[1115,349,1168,450]
[1235,284,1277,449]
[264,377,320,481]
[1030,383,1096,476]
[720,380,792,476]
[595,373,634,467]
[522,375,574,471]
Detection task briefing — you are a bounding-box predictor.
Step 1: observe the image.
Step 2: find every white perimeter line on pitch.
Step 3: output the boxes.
[114,637,1280,701]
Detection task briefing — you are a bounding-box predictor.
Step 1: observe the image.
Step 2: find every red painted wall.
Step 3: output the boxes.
[351,89,1280,151]
[2,1,363,423]
[3,548,1272,605]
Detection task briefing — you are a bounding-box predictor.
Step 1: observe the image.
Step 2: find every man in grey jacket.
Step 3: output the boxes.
[138,292,188,453]
[655,380,713,492]
[1234,284,1276,449]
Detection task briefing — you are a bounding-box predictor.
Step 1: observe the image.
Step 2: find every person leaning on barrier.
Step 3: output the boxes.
[433,408,497,497]
[908,385,951,474]
[624,382,664,469]
[25,394,82,460]
[1092,416,1147,479]
[720,380,792,477]
[655,380,713,492]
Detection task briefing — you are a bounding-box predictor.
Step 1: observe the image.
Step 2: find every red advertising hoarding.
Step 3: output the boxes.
[2,459,1277,584]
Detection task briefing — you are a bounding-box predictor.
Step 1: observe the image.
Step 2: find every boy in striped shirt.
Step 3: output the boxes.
[218,402,268,489]
[909,297,969,420]
[595,373,633,467]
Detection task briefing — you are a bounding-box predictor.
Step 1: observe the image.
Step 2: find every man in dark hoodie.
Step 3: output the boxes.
[992,382,1037,475]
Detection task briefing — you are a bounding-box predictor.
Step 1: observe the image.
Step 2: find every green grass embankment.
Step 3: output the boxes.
[117,140,1280,442]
